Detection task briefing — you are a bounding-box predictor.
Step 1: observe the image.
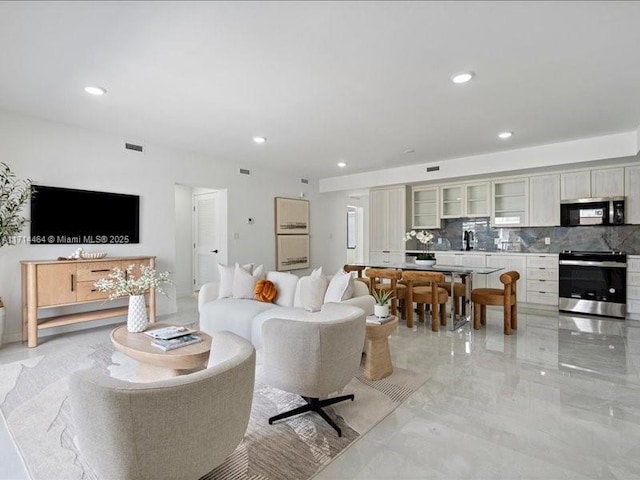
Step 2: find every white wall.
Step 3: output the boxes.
[0,110,333,343]
[174,184,193,296]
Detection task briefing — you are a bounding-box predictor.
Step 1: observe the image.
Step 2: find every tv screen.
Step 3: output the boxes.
[30,186,140,244]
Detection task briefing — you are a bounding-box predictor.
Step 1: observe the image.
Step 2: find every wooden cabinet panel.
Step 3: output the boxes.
[76,281,110,302]
[561,170,591,200]
[591,167,624,197]
[36,264,76,306]
[529,174,560,226]
[625,166,640,225]
[76,260,120,282]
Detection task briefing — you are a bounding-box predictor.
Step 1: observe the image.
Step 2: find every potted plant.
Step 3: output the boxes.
[0,163,32,347]
[372,289,394,318]
[95,264,172,332]
[404,230,436,266]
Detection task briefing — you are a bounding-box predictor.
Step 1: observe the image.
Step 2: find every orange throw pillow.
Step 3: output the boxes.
[255,279,278,303]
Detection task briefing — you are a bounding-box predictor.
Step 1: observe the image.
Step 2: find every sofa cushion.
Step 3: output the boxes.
[218,263,253,299]
[266,271,299,307]
[199,298,278,341]
[324,269,354,303]
[298,269,328,312]
[232,264,265,299]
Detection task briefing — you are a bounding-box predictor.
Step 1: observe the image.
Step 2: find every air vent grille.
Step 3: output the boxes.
[239,168,251,175]
[426,166,440,172]
[125,142,143,152]
[301,178,309,184]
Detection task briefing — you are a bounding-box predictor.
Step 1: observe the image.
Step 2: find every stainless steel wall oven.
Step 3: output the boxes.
[558,251,627,318]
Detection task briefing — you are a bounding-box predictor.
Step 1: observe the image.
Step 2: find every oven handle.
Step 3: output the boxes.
[559,260,627,268]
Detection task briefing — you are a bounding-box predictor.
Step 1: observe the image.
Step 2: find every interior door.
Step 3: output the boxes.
[193,192,220,289]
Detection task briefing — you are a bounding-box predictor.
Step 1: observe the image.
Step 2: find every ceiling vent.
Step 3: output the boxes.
[426,165,440,173]
[239,168,251,176]
[125,142,143,153]
[301,178,309,184]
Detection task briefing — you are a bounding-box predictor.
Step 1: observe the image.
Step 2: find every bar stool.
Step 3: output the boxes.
[471,271,519,335]
[364,268,406,318]
[402,271,449,331]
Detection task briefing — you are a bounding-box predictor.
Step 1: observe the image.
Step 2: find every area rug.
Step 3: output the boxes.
[0,342,428,480]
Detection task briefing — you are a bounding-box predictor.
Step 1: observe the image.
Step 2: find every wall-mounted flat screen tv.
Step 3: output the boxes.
[30,186,140,244]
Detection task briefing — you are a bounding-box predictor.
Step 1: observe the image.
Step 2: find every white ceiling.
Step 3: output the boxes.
[1,1,639,179]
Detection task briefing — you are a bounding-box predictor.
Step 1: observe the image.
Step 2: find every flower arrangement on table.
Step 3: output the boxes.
[404,230,435,261]
[95,264,172,299]
[95,264,172,332]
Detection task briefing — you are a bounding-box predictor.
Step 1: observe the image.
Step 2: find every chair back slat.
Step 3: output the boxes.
[343,264,366,278]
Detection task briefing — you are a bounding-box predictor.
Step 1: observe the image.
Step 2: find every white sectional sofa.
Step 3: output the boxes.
[198,268,374,349]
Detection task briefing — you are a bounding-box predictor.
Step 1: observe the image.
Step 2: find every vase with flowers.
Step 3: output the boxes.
[404,230,436,266]
[95,264,172,332]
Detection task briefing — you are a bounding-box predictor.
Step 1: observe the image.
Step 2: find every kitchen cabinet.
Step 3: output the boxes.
[628,256,640,317]
[561,167,624,200]
[625,165,640,225]
[440,182,490,219]
[435,252,487,288]
[411,186,439,228]
[485,254,527,301]
[526,254,558,306]
[370,186,406,261]
[491,178,529,227]
[529,174,560,226]
[21,256,156,347]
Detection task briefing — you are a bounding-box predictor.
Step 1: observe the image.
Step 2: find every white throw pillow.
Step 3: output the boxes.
[232,264,265,299]
[324,269,355,303]
[217,263,253,299]
[266,271,300,307]
[297,268,328,312]
[294,267,323,307]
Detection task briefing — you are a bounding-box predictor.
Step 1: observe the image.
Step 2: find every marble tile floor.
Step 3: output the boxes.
[2,297,640,480]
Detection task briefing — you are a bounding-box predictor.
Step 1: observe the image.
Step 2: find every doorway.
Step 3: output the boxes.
[346,205,364,264]
[174,184,228,297]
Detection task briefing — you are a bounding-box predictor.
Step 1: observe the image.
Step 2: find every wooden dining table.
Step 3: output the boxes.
[353,262,504,330]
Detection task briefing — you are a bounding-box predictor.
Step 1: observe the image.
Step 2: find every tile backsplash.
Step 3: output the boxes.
[405,217,640,255]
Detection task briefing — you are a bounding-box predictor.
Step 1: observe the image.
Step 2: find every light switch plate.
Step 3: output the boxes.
[544,237,551,245]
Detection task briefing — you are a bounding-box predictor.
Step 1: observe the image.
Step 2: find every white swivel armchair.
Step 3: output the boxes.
[262,303,366,437]
[69,331,256,480]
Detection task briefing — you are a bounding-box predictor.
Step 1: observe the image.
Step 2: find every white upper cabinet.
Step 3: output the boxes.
[560,170,591,200]
[529,174,560,226]
[591,167,625,197]
[625,165,640,225]
[561,167,624,200]
[370,186,406,253]
[412,186,440,228]
[439,181,490,219]
[492,178,529,227]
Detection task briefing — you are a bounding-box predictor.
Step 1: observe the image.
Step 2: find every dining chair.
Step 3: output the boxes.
[470,271,520,335]
[439,280,467,316]
[343,264,371,288]
[364,268,406,318]
[402,271,449,331]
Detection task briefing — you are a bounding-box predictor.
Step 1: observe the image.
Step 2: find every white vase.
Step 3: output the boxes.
[374,304,390,318]
[415,259,436,266]
[127,295,149,333]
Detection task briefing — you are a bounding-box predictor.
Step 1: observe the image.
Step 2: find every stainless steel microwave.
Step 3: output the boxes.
[560,197,625,226]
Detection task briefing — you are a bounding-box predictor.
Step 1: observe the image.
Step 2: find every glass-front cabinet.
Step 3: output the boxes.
[439,182,489,219]
[440,185,463,218]
[492,178,529,226]
[412,186,440,228]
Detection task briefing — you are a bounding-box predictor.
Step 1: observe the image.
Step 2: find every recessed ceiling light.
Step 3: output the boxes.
[253,136,267,144]
[498,131,513,139]
[84,86,106,96]
[337,162,347,168]
[451,72,474,84]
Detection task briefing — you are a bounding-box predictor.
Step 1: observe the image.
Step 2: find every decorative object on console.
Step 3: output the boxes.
[405,229,436,265]
[95,264,171,333]
[254,279,278,303]
[80,251,107,259]
[275,197,310,271]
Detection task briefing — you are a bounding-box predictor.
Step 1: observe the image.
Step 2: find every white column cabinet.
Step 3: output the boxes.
[370,186,406,264]
[625,165,640,225]
[529,174,560,226]
[628,256,640,317]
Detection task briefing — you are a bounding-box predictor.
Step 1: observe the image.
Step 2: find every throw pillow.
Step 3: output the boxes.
[255,279,278,303]
[232,263,265,299]
[324,269,355,303]
[298,269,328,312]
[266,271,300,307]
[218,263,253,299]
[293,266,324,307]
